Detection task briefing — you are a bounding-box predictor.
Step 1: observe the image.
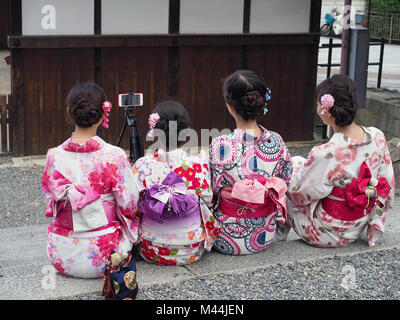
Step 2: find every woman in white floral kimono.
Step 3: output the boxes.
[132,101,221,265]
[42,83,139,278]
[278,75,395,247]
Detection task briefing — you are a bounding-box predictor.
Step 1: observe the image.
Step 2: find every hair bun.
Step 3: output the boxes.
[315,74,359,127]
[66,82,107,128]
[223,70,268,121]
[151,100,191,148]
[236,91,265,120]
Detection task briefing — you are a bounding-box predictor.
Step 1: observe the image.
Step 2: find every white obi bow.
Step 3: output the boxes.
[44,170,113,232]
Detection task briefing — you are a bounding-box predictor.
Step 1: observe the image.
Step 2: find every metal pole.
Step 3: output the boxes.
[367,0,372,29]
[377,37,385,89]
[327,37,333,78]
[389,15,393,44]
[340,0,352,75]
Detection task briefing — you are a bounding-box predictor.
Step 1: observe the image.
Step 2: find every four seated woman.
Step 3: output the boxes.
[42,72,395,277]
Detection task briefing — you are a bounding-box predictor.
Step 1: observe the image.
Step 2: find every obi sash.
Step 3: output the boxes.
[140,171,200,224]
[139,171,219,251]
[322,161,391,221]
[219,176,288,221]
[44,170,113,232]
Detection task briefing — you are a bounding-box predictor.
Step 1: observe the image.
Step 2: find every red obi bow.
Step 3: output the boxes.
[344,161,390,211]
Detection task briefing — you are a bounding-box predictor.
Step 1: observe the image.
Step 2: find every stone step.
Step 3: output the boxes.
[1,197,400,300]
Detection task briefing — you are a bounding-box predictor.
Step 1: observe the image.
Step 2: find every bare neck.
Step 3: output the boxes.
[71,125,98,143]
[235,119,263,137]
[332,122,365,142]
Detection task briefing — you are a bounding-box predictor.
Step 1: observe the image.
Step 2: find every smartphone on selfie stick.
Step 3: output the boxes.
[116,91,144,164]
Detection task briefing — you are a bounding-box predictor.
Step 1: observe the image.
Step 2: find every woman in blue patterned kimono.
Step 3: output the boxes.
[209,70,293,255]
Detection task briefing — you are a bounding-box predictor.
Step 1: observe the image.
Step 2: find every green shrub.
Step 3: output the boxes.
[370,0,400,14]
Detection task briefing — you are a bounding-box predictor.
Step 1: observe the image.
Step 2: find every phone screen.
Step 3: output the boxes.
[119,93,143,107]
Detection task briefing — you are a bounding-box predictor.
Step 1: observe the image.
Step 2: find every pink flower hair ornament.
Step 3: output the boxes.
[147,113,160,138]
[101,100,112,129]
[320,94,335,115]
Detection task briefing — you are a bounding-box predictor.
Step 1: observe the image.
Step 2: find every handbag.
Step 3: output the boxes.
[102,250,139,300]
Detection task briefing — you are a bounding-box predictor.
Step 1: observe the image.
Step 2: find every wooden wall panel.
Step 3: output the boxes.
[247,44,316,141]
[98,47,169,149]
[21,48,94,155]
[176,46,242,146]
[10,35,319,156]
[0,0,10,49]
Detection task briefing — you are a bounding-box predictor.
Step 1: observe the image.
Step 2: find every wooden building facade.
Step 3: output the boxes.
[6,0,322,156]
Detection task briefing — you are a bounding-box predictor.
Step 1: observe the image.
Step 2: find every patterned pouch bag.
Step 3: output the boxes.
[102,250,138,300]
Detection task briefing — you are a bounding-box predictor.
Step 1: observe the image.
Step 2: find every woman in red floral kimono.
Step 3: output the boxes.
[42,82,139,278]
[132,101,220,265]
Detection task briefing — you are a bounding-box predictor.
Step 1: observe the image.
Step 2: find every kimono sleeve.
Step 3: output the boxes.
[195,158,221,250]
[366,139,396,246]
[112,149,140,242]
[273,133,293,186]
[42,148,57,199]
[287,146,336,206]
[196,159,213,208]
[130,157,147,194]
[208,138,229,195]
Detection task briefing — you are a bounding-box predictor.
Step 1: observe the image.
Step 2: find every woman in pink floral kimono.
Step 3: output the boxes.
[42,82,139,278]
[279,75,395,247]
[132,101,221,265]
[209,70,292,255]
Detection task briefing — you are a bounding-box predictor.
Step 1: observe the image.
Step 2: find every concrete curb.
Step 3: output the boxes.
[1,198,400,300]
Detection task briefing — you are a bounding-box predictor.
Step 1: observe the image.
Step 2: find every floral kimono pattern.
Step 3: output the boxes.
[209,127,292,255]
[42,136,139,278]
[132,148,220,265]
[283,126,395,247]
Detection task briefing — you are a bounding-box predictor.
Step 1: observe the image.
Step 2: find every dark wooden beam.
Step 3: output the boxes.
[0,0,10,49]
[9,0,23,156]
[169,0,180,34]
[94,0,101,35]
[243,0,251,33]
[9,0,21,36]
[7,33,320,49]
[309,0,322,33]
[10,49,24,156]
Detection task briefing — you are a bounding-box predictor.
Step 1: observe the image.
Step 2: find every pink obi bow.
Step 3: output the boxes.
[44,170,100,217]
[344,161,390,212]
[220,177,288,221]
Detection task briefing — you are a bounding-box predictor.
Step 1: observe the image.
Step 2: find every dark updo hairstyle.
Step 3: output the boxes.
[223,69,268,121]
[152,100,191,148]
[66,82,107,128]
[315,74,359,127]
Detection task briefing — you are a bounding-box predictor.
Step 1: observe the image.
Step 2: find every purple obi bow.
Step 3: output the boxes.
[140,172,199,223]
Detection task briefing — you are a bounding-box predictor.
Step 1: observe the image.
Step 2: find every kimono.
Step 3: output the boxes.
[42,136,139,278]
[132,148,220,265]
[283,126,395,247]
[209,126,292,255]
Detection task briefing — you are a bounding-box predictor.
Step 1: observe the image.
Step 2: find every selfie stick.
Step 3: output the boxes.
[116,91,144,164]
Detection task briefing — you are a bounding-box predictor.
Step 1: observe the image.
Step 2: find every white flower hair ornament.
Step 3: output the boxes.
[320,94,335,115]
[147,113,160,138]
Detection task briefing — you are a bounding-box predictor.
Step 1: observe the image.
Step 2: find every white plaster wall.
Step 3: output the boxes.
[22,0,94,35]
